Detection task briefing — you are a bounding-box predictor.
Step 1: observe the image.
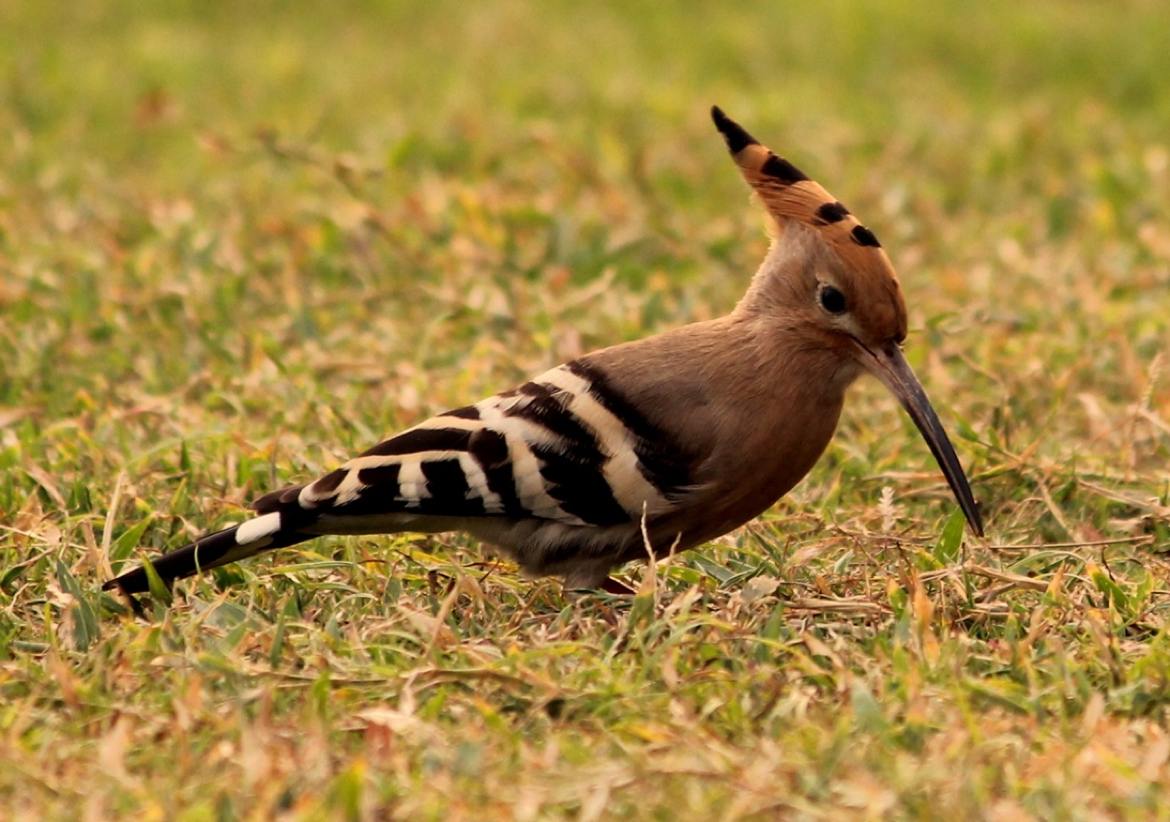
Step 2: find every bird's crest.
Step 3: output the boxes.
[711,105,899,289]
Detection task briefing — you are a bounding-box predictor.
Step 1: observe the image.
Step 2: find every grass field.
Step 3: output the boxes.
[3,1,1170,818]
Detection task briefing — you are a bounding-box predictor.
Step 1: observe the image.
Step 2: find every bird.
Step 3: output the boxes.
[104,106,983,600]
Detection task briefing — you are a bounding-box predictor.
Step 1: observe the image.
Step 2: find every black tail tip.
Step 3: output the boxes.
[102,573,151,618]
[102,570,149,595]
[710,105,757,154]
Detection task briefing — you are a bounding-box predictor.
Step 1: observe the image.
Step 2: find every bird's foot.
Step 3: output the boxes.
[599,576,636,595]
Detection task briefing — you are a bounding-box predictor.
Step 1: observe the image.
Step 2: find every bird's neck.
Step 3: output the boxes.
[728,229,862,402]
[733,315,862,407]
[733,224,819,318]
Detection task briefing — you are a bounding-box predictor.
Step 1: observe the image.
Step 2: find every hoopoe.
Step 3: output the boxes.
[105,107,983,599]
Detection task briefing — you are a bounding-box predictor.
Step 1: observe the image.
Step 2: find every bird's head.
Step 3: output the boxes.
[712,105,983,536]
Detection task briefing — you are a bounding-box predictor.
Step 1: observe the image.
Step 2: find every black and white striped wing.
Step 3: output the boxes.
[266,359,698,529]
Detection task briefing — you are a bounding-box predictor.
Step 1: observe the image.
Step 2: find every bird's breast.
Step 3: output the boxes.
[662,386,845,548]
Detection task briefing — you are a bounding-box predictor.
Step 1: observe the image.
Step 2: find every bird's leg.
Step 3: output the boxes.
[600,576,636,595]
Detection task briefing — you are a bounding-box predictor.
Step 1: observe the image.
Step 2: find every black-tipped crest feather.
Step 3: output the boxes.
[710,105,758,154]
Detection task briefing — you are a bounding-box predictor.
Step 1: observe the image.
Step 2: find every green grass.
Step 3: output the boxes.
[3,0,1170,817]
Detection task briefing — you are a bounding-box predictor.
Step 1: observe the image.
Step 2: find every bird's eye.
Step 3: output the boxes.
[819,284,847,315]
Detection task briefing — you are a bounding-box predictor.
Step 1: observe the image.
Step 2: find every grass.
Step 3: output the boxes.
[2,0,1170,817]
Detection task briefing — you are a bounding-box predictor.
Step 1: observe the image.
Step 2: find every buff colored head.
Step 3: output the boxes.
[712,105,983,536]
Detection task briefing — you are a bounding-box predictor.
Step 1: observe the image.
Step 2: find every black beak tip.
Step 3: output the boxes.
[970,500,985,538]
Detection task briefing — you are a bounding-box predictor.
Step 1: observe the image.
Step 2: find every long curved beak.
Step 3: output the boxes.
[860,342,984,536]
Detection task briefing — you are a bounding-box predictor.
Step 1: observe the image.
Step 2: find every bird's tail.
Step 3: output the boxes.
[104,485,313,595]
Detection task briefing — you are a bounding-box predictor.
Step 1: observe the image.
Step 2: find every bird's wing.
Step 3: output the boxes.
[252,358,703,530]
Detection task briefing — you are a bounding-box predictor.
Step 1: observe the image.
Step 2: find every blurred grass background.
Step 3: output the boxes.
[2,1,1170,818]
